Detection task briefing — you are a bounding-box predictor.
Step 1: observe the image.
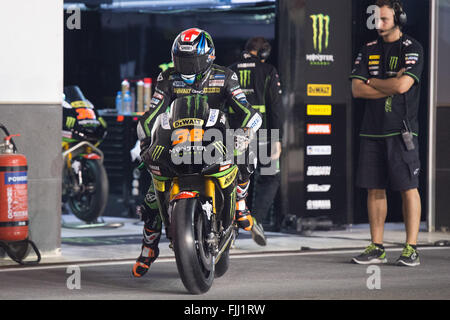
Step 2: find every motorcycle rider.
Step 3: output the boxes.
[133,28,265,278]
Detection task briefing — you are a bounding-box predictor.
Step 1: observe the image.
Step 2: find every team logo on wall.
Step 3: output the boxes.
[306,13,334,66]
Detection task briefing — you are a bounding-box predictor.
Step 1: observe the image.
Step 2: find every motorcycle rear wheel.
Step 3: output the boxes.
[172,198,214,294]
[68,159,108,223]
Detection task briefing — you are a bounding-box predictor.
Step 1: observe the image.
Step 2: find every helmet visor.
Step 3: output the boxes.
[173,54,209,76]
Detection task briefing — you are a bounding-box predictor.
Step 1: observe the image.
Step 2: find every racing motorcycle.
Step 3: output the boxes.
[144,95,241,294]
[62,86,108,223]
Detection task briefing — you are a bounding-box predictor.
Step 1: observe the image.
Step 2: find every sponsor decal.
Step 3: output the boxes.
[237,63,255,68]
[306,199,331,210]
[154,92,164,100]
[239,70,251,87]
[174,88,192,94]
[179,45,194,52]
[206,109,220,127]
[211,74,226,80]
[208,80,225,87]
[306,145,332,155]
[307,184,331,192]
[203,87,220,94]
[369,55,380,60]
[173,81,187,87]
[307,124,331,135]
[173,118,204,128]
[307,84,332,96]
[307,104,332,116]
[369,60,379,65]
[5,172,27,185]
[388,56,399,71]
[231,73,238,81]
[307,13,333,66]
[306,166,331,176]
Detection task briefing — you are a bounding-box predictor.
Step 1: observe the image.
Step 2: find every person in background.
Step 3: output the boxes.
[229,37,284,232]
[349,0,424,266]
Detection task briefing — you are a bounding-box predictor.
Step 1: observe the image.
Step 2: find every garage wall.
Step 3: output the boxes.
[0,0,63,255]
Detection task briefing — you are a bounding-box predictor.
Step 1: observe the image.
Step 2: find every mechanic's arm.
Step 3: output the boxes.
[351,79,391,99]
[226,72,262,132]
[136,73,172,147]
[367,69,415,96]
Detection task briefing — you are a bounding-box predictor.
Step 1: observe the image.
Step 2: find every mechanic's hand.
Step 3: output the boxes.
[234,128,253,154]
[397,68,406,78]
[271,141,282,160]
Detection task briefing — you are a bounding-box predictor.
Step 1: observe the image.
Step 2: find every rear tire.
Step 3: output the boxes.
[172,198,214,294]
[68,159,108,223]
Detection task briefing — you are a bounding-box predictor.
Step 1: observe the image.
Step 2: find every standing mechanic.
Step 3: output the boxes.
[132,28,265,278]
[350,0,424,266]
[229,37,283,232]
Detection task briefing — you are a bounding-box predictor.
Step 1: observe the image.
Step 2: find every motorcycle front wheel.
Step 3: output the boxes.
[171,198,214,294]
[67,159,108,223]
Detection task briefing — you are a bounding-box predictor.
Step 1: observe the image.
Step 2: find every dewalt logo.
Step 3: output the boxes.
[239,70,251,88]
[307,84,332,97]
[173,118,204,128]
[310,14,330,53]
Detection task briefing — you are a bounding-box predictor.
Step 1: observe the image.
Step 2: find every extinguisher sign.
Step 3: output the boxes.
[4,171,27,185]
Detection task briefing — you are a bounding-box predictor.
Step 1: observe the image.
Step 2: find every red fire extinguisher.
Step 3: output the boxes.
[0,123,40,265]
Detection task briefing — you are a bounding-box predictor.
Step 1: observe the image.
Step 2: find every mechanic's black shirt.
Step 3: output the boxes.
[349,34,424,137]
[229,52,283,139]
[137,64,262,145]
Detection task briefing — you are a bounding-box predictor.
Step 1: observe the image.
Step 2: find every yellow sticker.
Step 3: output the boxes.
[307,105,332,116]
[307,84,332,97]
[369,55,380,60]
[173,118,204,128]
[369,60,380,65]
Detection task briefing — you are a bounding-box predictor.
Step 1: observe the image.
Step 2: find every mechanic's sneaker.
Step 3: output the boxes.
[396,244,420,267]
[132,245,159,278]
[251,219,267,246]
[352,243,387,264]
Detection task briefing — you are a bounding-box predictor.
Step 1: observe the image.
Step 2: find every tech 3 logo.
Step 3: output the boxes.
[306,13,334,66]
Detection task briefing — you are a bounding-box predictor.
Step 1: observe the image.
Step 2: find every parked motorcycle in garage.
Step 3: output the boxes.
[62,86,108,223]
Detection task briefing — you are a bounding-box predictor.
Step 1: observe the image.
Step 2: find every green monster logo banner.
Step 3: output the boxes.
[306,13,334,66]
[310,14,330,53]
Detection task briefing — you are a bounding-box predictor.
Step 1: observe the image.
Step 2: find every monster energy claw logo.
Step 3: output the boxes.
[311,14,330,53]
[152,146,165,160]
[389,56,398,71]
[239,70,251,87]
[66,117,76,128]
[306,14,334,66]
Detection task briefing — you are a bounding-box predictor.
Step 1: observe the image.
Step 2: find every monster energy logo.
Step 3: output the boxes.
[185,95,208,117]
[66,116,76,128]
[389,56,399,71]
[239,70,251,87]
[152,145,165,160]
[385,96,393,113]
[306,14,334,66]
[212,140,227,156]
[311,14,330,53]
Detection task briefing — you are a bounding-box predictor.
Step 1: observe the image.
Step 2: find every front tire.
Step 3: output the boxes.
[172,198,214,294]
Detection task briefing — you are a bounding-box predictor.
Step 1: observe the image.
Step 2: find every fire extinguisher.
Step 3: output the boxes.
[0,123,40,265]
